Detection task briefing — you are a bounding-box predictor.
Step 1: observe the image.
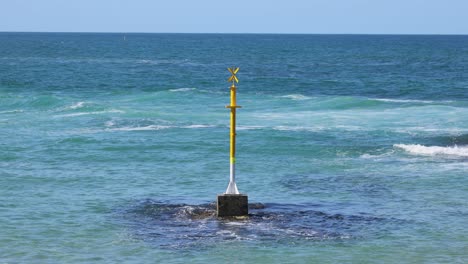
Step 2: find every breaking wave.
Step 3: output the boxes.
[394,144,468,157]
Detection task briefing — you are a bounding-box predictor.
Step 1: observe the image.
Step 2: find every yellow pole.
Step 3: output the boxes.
[230,84,236,163]
[225,67,241,194]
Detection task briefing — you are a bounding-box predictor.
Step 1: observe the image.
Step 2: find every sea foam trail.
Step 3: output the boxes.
[105,124,213,132]
[55,110,124,117]
[394,144,468,157]
[374,98,434,103]
[68,102,85,109]
[169,88,196,92]
[106,125,172,131]
[279,94,312,100]
[0,109,23,114]
[181,124,214,129]
[373,98,453,104]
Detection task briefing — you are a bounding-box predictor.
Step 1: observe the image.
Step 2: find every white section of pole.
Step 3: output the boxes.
[225,162,239,194]
[230,162,235,183]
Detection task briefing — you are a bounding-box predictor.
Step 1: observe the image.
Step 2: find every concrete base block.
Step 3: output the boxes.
[217,194,248,217]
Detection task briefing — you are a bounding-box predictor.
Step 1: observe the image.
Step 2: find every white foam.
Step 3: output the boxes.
[105,121,115,127]
[181,124,213,129]
[55,109,124,117]
[106,125,172,131]
[215,230,244,240]
[169,88,196,92]
[102,124,212,132]
[272,125,325,132]
[374,98,451,104]
[360,154,380,159]
[137,59,153,64]
[284,228,318,237]
[360,151,395,160]
[68,102,85,109]
[394,144,468,157]
[237,125,265,130]
[137,59,185,65]
[279,94,311,100]
[0,109,23,114]
[224,221,247,226]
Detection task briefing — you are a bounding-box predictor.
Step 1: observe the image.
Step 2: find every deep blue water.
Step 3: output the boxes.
[1,33,468,263]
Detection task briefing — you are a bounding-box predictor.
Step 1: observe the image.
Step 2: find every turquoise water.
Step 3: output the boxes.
[1,33,468,263]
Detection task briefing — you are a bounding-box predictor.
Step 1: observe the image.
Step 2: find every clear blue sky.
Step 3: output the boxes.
[1,0,467,34]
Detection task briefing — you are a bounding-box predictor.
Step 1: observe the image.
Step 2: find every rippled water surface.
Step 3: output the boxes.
[1,33,468,263]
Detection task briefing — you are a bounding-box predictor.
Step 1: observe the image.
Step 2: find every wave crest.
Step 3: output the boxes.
[394,144,468,157]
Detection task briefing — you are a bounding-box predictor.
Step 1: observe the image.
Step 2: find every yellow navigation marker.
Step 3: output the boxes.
[217,67,248,218]
[225,67,241,195]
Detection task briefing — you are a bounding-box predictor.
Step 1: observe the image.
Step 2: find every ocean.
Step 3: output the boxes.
[1,33,467,263]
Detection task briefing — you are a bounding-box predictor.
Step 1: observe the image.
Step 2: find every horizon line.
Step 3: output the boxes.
[1,31,468,36]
